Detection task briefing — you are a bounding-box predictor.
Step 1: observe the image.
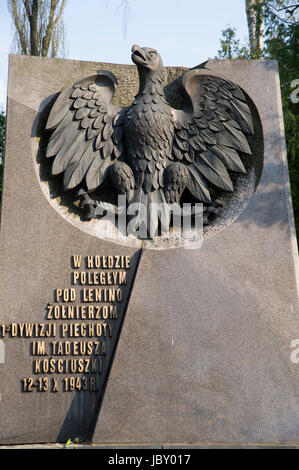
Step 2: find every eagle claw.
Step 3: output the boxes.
[82,203,97,220]
[203,199,224,225]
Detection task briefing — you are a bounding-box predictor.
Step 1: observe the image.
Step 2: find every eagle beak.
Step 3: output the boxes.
[131,44,148,65]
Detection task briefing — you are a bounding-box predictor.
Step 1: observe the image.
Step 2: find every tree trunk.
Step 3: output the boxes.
[8,0,67,58]
[10,0,29,54]
[27,0,39,55]
[255,0,264,52]
[42,0,66,57]
[245,0,264,57]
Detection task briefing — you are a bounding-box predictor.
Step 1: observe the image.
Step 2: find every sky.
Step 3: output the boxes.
[0,0,249,111]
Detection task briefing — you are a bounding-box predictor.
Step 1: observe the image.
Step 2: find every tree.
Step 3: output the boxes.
[217,1,299,238]
[265,22,299,235]
[246,0,264,58]
[263,0,299,25]
[244,1,299,57]
[217,26,250,59]
[8,0,67,57]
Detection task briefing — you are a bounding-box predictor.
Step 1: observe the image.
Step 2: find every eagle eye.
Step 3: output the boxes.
[148,51,156,58]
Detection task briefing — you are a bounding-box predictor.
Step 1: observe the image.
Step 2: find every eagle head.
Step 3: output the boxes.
[131,45,163,73]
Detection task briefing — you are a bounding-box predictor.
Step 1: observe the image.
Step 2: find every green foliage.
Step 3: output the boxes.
[0,113,6,200]
[216,26,265,59]
[216,10,299,239]
[217,26,251,59]
[264,0,299,29]
[264,20,299,236]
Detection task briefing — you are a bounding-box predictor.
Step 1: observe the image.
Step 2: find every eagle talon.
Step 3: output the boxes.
[206,206,218,215]
[78,193,95,208]
[203,199,224,225]
[82,203,97,220]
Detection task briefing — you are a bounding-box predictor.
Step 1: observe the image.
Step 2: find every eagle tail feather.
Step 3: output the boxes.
[129,188,171,237]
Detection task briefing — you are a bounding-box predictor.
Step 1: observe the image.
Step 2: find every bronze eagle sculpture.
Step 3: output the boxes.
[45,45,254,231]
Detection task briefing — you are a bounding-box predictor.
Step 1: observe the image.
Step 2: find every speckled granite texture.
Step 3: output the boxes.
[0,55,298,446]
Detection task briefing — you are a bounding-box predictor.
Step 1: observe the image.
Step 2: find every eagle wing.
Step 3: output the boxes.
[46,71,125,192]
[171,69,254,203]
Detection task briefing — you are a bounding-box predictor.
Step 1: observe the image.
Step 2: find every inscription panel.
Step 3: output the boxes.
[1,255,132,395]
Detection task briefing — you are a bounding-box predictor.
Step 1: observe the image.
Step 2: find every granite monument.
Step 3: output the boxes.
[0,47,298,447]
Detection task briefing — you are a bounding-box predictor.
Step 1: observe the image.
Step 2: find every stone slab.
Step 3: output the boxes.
[0,55,146,444]
[93,60,299,445]
[0,55,298,447]
[0,54,192,445]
